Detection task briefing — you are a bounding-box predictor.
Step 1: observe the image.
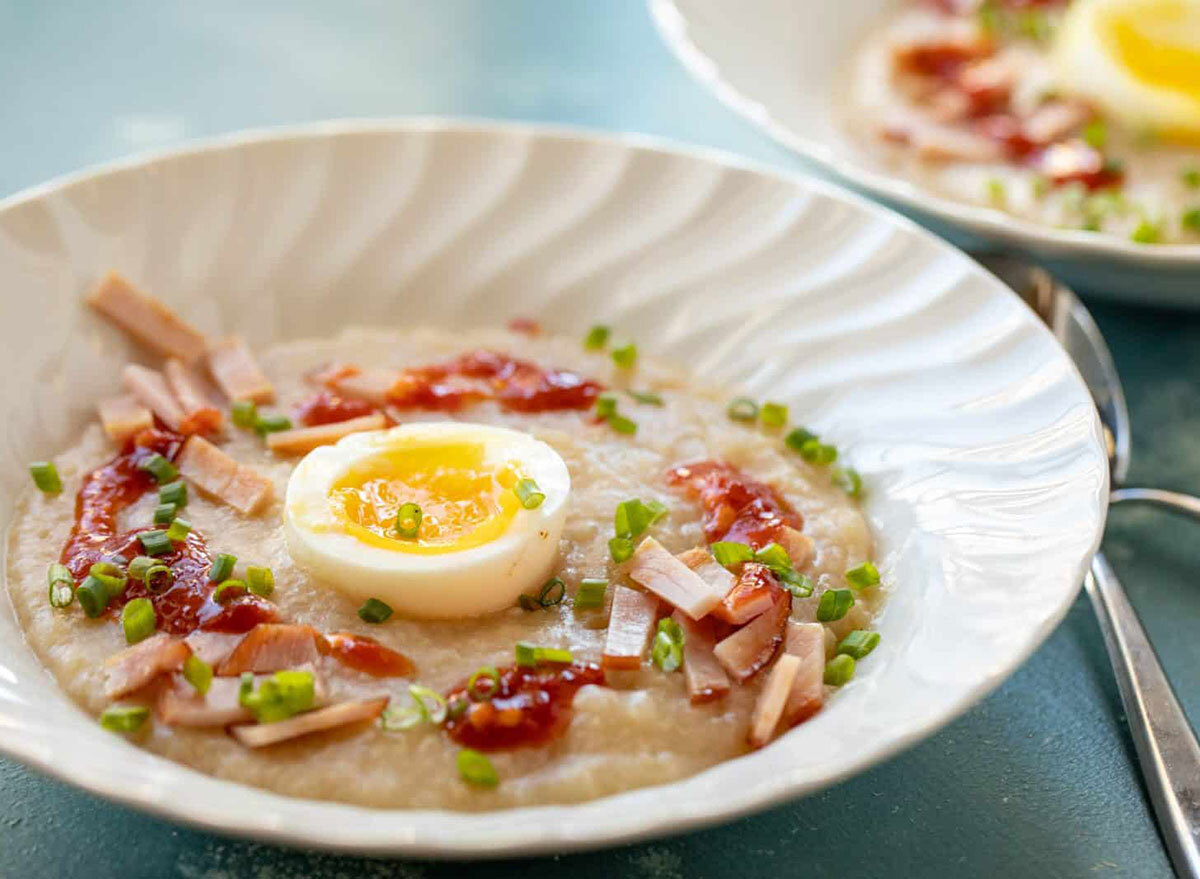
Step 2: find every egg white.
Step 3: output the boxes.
[284,422,570,619]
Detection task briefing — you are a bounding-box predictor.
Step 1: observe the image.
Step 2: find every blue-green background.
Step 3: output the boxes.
[1,1,1194,876]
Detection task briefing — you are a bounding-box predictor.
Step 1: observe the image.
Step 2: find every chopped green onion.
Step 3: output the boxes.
[837,630,881,660]
[121,597,157,645]
[535,646,573,664]
[800,440,838,465]
[777,567,814,598]
[159,480,187,508]
[1082,121,1107,150]
[986,178,1007,208]
[208,553,237,582]
[605,412,637,435]
[816,588,854,622]
[1031,174,1051,199]
[611,343,638,368]
[358,597,393,624]
[239,669,316,723]
[519,576,565,611]
[457,748,498,787]
[468,665,500,700]
[1016,7,1050,41]
[608,536,634,563]
[514,642,537,667]
[846,561,880,589]
[183,654,213,695]
[212,580,246,604]
[165,517,192,543]
[381,684,448,730]
[246,566,274,598]
[153,502,178,525]
[614,498,668,540]
[727,398,759,422]
[138,453,178,484]
[595,394,619,418]
[832,467,863,499]
[99,705,150,734]
[1183,208,1200,233]
[759,402,788,428]
[711,541,755,568]
[76,575,110,618]
[1131,219,1163,244]
[144,563,174,594]
[394,502,422,540]
[47,564,74,609]
[128,555,154,581]
[253,413,292,436]
[232,400,258,429]
[29,461,62,494]
[89,561,127,597]
[651,617,684,672]
[627,390,663,406]
[753,542,791,570]
[1184,168,1200,189]
[138,530,172,557]
[574,578,608,610]
[514,477,545,510]
[446,696,469,720]
[584,324,611,350]
[824,654,856,686]
[784,427,818,453]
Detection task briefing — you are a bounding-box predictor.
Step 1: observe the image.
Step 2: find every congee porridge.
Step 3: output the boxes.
[843,0,1200,243]
[6,273,883,810]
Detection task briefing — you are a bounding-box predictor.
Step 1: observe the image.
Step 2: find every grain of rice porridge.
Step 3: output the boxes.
[7,275,881,810]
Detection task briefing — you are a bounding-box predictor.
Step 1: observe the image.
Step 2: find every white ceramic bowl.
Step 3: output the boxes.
[650,0,1200,306]
[0,120,1107,856]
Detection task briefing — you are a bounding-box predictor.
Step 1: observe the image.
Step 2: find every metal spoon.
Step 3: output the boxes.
[981,255,1200,879]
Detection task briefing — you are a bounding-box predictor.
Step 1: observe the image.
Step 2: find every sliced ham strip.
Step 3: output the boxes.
[711,563,783,626]
[775,525,814,570]
[677,547,736,599]
[602,586,659,671]
[207,335,275,404]
[627,537,724,620]
[230,697,388,748]
[86,272,208,364]
[103,633,189,699]
[222,465,274,515]
[782,622,826,727]
[96,393,154,443]
[712,589,791,682]
[748,653,802,748]
[321,366,402,406]
[184,631,246,668]
[157,665,327,727]
[123,364,186,431]
[176,435,274,515]
[266,413,387,454]
[673,610,730,704]
[164,358,224,435]
[217,623,322,676]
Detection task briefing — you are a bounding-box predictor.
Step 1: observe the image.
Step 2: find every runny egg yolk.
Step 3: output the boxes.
[1104,0,1200,107]
[327,441,521,554]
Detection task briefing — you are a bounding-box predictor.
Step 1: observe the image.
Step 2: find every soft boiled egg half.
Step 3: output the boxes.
[284,422,570,618]
[1053,0,1200,141]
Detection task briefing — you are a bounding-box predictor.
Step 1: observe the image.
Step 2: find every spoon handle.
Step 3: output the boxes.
[1088,553,1200,878]
[1111,487,1200,525]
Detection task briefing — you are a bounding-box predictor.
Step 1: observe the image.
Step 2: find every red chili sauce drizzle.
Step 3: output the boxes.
[294,390,380,427]
[444,662,605,750]
[321,632,414,677]
[388,350,603,414]
[60,428,274,635]
[667,460,804,550]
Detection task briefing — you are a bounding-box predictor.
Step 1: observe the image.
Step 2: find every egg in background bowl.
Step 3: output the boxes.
[284,422,571,618]
[1053,0,1200,142]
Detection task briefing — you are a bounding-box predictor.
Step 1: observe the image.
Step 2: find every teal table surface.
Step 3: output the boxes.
[1,2,1196,876]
